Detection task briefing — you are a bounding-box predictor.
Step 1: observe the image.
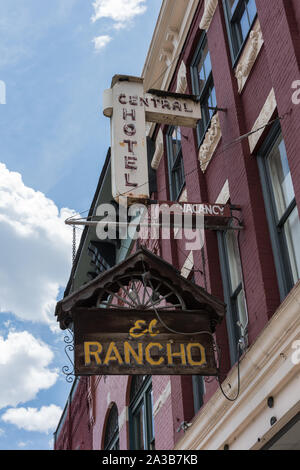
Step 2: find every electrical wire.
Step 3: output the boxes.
[112,111,290,201]
[65,110,290,231]
[217,342,242,402]
[141,261,241,402]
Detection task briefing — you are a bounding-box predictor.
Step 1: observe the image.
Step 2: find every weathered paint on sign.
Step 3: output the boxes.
[73,308,217,376]
[103,75,202,203]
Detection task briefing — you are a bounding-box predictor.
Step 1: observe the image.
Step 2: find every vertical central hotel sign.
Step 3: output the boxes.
[103,75,202,203]
[103,76,149,202]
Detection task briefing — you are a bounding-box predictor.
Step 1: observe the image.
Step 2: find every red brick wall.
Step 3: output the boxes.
[256,0,300,208]
[54,378,93,450]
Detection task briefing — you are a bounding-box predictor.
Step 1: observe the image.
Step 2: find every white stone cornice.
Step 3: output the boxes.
[151,129,164,170]
[235,19,264,93]
[199,0,218,31]
[142,0,199,99]
[198,113,221,172]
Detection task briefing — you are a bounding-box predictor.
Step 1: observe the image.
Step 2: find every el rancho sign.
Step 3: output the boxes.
[55,248,225,378]
[73,308,217,376]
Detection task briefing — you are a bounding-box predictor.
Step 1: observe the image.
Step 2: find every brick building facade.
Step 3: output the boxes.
[54,0,300,450]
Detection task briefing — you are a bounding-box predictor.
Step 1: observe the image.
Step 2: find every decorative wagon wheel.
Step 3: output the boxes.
[97,272,186,311]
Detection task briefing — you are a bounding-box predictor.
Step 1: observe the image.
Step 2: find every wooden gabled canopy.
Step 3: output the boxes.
[55,246,225,331]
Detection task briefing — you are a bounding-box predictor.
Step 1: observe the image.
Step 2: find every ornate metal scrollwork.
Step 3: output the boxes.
[62,329,75,383]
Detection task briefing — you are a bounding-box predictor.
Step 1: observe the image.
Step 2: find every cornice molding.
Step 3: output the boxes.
[142,0,198,93]
[198,113,222,172]
[142,1,198,138]
[235,19,264,93]
[199,0,218,31]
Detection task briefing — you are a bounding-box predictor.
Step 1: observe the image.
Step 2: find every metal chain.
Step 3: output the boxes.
[72,225,76,265]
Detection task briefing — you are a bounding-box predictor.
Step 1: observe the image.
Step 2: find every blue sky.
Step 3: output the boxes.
[0,0,162,450]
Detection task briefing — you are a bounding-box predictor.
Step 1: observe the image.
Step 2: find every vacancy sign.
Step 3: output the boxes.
[103,75,202,202]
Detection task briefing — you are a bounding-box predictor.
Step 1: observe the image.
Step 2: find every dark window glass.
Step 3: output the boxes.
[104,404,120,450]
[192,376,205,413]
[191,33,216,145]
[223,0,257,62]
[129,376,155,450]
[166,126,185,200]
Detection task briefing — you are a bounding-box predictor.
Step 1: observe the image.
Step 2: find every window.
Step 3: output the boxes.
[257,123,300,300]
[218,228,248,364]
[104,404,119,450]
[192,376,205,413]
[191,33,217,145]
[166,126,185,200]
[87,240,116,280]
[129,376,155,450]
[223,0,257,63]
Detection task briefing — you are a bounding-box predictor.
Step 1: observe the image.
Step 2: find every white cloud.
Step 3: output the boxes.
[91,0,147,28]
[0,163,74,328]
[17,441,32,448]
[0,331,58,409]
[2,405,62,434]
[92,34,112,51]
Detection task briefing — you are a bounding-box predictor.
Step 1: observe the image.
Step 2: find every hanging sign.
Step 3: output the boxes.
[73,308,217,376]
[151,201,232,229]
[103,75,202,203]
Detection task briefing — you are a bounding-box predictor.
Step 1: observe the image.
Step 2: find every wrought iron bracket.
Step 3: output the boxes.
[62,329,75,383]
